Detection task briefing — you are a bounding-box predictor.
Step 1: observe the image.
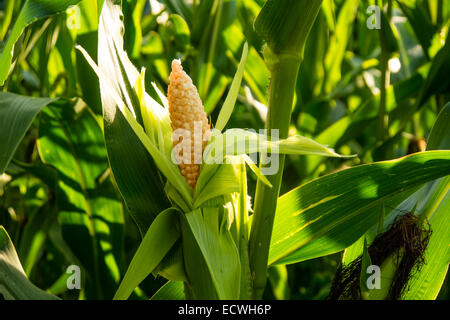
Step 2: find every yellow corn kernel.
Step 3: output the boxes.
[168,59,210,189]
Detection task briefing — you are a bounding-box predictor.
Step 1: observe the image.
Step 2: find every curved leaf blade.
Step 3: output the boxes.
[0,226,59,300]
[269,150,450,265]
[181,208,241,299]
[114,208,180,300]
[215,42,248,132]
[150,281,185,300]
[0,92,55,174]
[96,0,171,233]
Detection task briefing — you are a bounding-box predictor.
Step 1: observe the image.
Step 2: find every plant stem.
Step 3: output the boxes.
[249,52,301,299]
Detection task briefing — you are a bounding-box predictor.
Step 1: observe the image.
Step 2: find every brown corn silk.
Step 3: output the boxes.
[168,59,210,189]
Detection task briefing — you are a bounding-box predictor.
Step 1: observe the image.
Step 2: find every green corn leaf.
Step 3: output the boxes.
[120,105,193,205]
[83,0,193,217]
[269,150,450,265]
[399,103,450,299]
[181,207,241,299]
[195,128,343,207]
[114,208,180,300]
[203,129,343,163]
[342,235,365,265]
[0,92,55,174]
[154,240,187,282]
[150,281,186,300]
[98,0,172,230]
[38,100,124,299]
[215,42,248,132]
[401,182,449,299]
[343,103,450,300]
[0,226,60,300]
[0,0,82,86]
[194,163,240,208]
[240,154,272,187]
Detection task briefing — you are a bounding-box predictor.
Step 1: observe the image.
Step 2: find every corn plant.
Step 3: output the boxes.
[0,0,449,301]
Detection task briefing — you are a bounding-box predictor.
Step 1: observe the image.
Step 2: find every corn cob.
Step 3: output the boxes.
[168,59,210,189]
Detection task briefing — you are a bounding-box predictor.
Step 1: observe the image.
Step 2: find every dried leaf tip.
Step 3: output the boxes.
[168,59,210,189]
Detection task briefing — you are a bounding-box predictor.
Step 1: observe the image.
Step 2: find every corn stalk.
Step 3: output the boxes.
[249,0,324,299]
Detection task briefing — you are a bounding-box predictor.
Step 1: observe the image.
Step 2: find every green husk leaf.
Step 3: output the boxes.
[194,163,240,208]
[114,208,180,300]
[94,0,171,233]
[181,207,241,299]
[215,42,248,131]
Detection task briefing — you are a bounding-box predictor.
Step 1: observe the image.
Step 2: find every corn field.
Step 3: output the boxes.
[0,0,449,302]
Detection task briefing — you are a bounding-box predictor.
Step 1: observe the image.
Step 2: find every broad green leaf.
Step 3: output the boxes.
[0,226,59,300]
[150,281,185,300]
[95,0,172,233]
[269,150,450,265]
[391,173,449,300]
[181,207,241,299]
[215,42,248,131]
[38,100,124,299]
[400,103,450,299]
[342,235,364,265]
[80,32,192,207]
[0,0,82,86]
[114,208,180,300]
[344,103,450,299]
[0,92,55,174]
